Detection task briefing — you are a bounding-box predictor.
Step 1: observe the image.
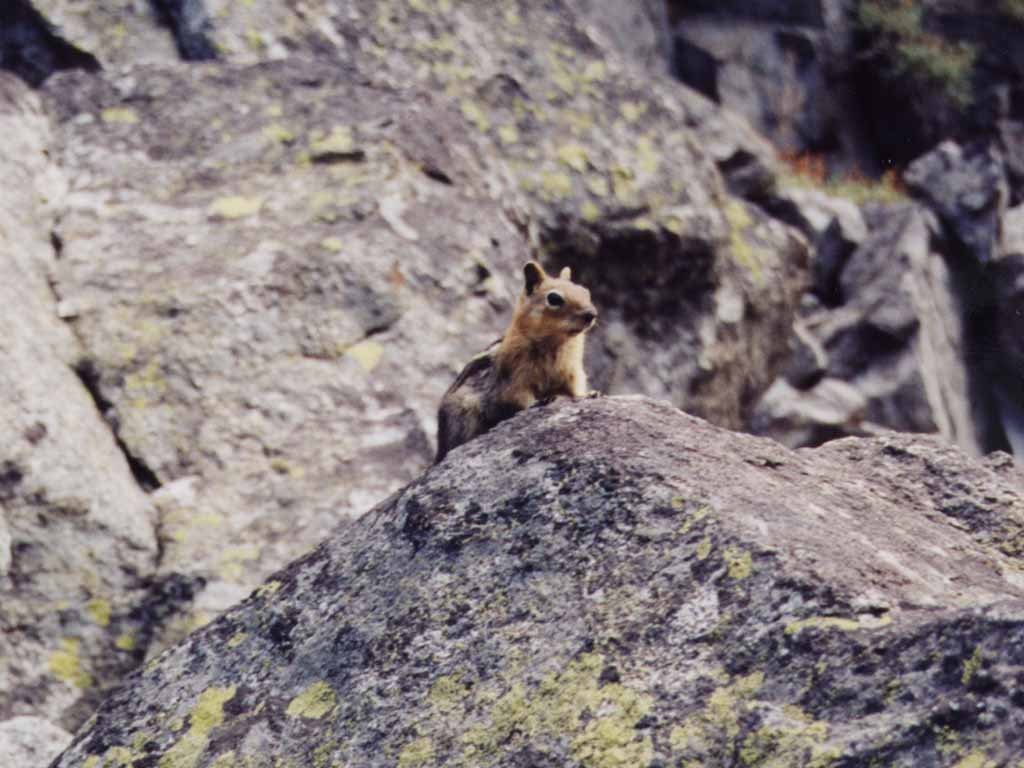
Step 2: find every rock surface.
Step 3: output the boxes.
[0,716,71,768]
[31,0,807,661]
[752,199,998,455]
[0,0,98,87]
[0,0,814,744]
[6,1,1024,762]
[0,73,159,732]
[44,58,522,653]
[904,141,1008,267]
[54,397,1024,768]
[667,0,1024,198]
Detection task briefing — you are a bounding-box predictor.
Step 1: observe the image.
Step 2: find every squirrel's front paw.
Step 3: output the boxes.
[586,390,603,398]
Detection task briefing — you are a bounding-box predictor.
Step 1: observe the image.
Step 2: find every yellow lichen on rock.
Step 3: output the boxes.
[86,597,112,627]
[429,674,468,713]
[725,199,766,284]
[557,143,589,173]
[286,681,337,720]
[723,547,753,580]
[784,615,892,636]
[262,123,296,144]
[670,671,763,754]
[397,737,434,768]
[961,647,983,685]
[460,653,653,766]
[345,341,384,372]
[460,100,490,133]
[159,685,237,768]
[209,751,237,768]
[309,127,355,158]
[255,581,281,599]
[208,196,264,220]
[49,638,93,689]
[227,632,248,649]
[954,752,998,768]
[321,237,343,253]
[635,137,659,177]
[581,201,601,222]
[218,545,261,582]
[696,536,712,560]
[540,171,574,200]
[101,107,139,125]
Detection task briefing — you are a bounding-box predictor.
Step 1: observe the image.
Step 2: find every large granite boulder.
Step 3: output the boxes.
[54,397,1024,768]
[31,0,807,664]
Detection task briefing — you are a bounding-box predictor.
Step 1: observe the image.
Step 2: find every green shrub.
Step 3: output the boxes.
[1000,0,1024,21]
[859,0,922,38]
[858,0,976,110]
[892,38,976,108]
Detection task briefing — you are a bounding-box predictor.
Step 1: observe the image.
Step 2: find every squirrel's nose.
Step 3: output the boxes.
[581,309,597,325]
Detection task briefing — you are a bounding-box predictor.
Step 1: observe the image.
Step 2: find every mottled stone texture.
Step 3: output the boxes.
[2,0,809,751]
[54,397,1024,768]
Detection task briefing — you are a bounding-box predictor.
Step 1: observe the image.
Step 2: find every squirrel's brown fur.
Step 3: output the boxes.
[435,261,598,463]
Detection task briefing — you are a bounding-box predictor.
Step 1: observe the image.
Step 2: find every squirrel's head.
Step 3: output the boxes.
[514,261,597,340]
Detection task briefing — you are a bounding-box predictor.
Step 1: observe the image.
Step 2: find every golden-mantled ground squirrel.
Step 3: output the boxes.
[435,261,598,463]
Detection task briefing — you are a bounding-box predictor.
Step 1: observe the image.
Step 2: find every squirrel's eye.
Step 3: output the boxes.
[546,291,565,308]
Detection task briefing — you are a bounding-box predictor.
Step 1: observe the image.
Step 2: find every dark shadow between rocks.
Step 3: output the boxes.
[0,0,99,87]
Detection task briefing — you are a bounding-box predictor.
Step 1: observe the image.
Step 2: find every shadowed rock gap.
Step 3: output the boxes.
[0,0,99,87]
[72,359,163,493]
[148,0,218,61]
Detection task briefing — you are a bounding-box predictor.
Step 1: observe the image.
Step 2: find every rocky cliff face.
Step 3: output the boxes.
[667,0,1024,189]
[2,1,1024,765]
[0,0,809,760]
[52,397,1024,768]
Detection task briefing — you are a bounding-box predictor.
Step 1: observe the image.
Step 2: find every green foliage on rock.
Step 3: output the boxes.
[1000,0,1024,21]
[858,0,977,109]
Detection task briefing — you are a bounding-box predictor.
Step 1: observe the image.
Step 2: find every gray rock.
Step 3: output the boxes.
[750,376,867,446]
[1004,203,1024,259]
[764,186,867,304]
[0,0,98,87]
[52,397,1024,768]
[32,0,334,68]
[756,203,990,454]
[990,250,1024,455]
[673,19,831,155]
[31,0,181,69]
[0,74,158,732]
[666,1,1024,199]
[30,0,805,672]
[782,318,828,389]
[44,58,523,655]
[567,0,671,73]
[0,717,71,768]
[999,118,1024,206]
[904,140,1008,266]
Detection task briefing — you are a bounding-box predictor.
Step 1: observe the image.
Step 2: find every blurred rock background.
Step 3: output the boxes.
[1,0,1023,763]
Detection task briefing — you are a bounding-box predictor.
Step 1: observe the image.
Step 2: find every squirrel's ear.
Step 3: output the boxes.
[559,266,572,281]
[523,261,546,295]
